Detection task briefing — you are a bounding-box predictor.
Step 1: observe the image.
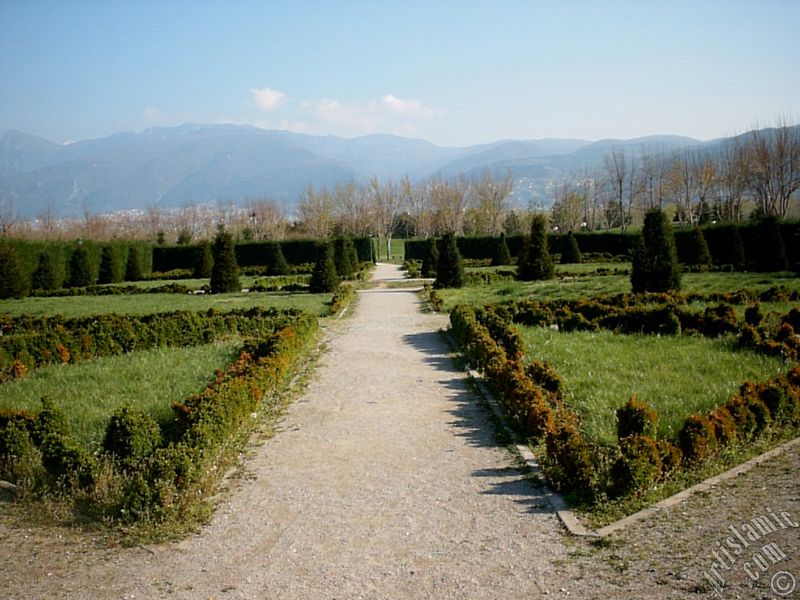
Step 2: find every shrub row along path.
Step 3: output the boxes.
[1,263,799,599]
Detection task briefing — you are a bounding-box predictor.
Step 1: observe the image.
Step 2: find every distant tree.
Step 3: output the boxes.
[492,232,512,266]
[98,246,117,284]
[684,227,712,267]
[31,251,58,291]
[309,241,339,293]
[421,237,439,278]
[124,246,144,282]
[517,214,555,281]
[194,241,214,278]
[68,244,94,288]
[265,241,289,276]
[434,232,465,289]
[209,231,241,293]
[0,242,26,299]
[631,208,681,293]
[560,231,582,264]
[176,229,193,245]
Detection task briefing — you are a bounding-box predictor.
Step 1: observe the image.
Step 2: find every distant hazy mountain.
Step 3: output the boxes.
[0,123,762,218]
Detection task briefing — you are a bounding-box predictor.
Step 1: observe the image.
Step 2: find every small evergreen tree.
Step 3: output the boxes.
[0,242,26,299]
[124,246,144,282]
[68,244,94,288]
[333,238,354,279]
[194,241,214,278]
[31,251,58,291]
[631,208,681,293]
[421,237,439,278]
[492,232,512,266]
[347,240,360,274]
[517,214,555,281]
[684,227,712,266]
[209,231,241,293]
[560,231,582,264]
[98,245,117,284]
[434,232,465,289]
[752,216,787,272]
[309,241,339,293]
[265,241,289,276]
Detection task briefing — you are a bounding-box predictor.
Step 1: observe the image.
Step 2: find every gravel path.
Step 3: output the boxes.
[1,263,797,599]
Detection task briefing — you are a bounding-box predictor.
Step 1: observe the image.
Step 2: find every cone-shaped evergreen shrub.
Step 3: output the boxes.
[631,208,681,293]
[421,237,439,278]
[517,214,554,281]
[334,238,355,278]
[68,244,94,288]
[310,241,340,293]
[0,242,26,299]
[98,246,117,284]
[265,241,289,276]
[560,231,582,264]
[492,232,512,266]
[209,231,241,293]
[194,241,214,278]
[347,241,360,273]
[434,232,465,289]
[684,226,712,266]
[103,404,161,470]
[752,216,787,272]
[31,251,58,291]
[124,246,143,282]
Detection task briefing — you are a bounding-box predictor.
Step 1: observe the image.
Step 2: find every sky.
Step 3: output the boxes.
[1,0,798,147]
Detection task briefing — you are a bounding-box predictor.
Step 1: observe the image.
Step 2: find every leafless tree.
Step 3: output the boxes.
[429,177,468,234]
[0,194,17,237]
[743,120,800,218]
[369,177,401,258]
[297,185,335,239]
[469,170,513,235]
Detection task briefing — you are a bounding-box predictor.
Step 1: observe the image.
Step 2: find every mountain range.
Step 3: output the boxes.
[0,123,720,218]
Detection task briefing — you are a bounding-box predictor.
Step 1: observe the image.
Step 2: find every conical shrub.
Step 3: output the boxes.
[434,232,465,289]
[631,208,681,293]
[309,241,340,293]
[517,214,554,281]
[209,231,241,293]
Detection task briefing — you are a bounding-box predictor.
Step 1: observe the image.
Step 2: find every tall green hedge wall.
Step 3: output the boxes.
[405,221,800,271]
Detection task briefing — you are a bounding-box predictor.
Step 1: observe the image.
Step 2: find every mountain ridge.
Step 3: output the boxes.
[0,124,738,218]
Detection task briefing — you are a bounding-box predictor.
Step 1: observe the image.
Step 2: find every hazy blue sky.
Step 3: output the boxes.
[1,0,798,146]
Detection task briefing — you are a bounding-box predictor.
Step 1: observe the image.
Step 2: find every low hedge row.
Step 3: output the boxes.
[0,312,319,525]
[0,307,306,381]
[450,301,800,505]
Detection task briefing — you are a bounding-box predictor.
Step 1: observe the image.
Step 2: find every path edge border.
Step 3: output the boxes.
[448,331,800,538]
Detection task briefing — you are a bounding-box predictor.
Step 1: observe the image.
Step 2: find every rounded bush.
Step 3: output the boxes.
[609,435,662,497]
[678,414,717,463]
[616,395,657,440]
[103,405,161,469]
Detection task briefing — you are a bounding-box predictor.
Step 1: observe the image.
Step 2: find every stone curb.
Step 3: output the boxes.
[460,356,800,539]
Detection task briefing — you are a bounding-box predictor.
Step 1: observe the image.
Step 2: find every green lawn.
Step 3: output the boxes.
[0,340,242,448]
[0,290,332,318]
[518,326,788,445]
[434,265,800,313]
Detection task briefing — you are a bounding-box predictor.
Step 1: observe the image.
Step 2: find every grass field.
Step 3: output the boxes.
[0,340,242,448]
[0,289,333,318]
[518,326,788,444]
[434,266,800,313]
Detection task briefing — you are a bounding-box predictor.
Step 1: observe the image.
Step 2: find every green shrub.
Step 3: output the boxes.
[66,245,93,288]
[33,398,69,445]
[103,405,161,469]
[492,233,512,266]
[631,208,681,293]
[657,440,683,479]
[544,411,595,497]
[98,246,117,284]
[677,414,717,463]
[333,238,355,279]
[209,231,241,293]
[609,435,662,497]
[31,251,58,292]
[266,241,289,276]
[745,302,765,327]
[125,246,144,282]
[39,432,95,489]
[707,406,737,444]
[751,216,787,272]
[0,242,26,299]
[435,232,465,289]
[517,214,554,281]
[560,231,582,264]
[683,226,712,266]
[309,241,339,293]
[421,238,439,277]
[616,395,657,440]
[525,359,565,398]
[194,241,214,278]
[0,421,41,489]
